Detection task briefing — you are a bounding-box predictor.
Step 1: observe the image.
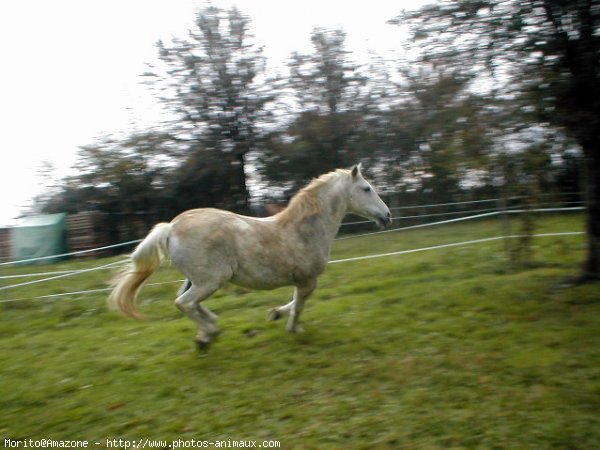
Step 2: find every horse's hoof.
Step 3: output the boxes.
[195,339,211,353]
[268,309,281,321]
[287,324,305,334]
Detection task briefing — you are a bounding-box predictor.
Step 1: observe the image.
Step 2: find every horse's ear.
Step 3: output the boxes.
[351,163,362,179]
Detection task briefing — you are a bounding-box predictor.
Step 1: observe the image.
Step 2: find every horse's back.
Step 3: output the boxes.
[168,208,291,288]
[167,207,324,290]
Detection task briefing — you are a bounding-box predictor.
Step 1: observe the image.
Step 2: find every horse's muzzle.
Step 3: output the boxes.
[376,212,393,228]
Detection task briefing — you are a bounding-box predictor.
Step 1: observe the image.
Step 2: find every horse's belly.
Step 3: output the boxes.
[230,264,293,290]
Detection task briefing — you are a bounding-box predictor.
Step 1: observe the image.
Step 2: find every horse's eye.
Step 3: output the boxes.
[363,186,371,193]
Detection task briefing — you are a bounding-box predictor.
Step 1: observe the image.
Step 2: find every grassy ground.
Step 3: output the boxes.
[1,213,599,449]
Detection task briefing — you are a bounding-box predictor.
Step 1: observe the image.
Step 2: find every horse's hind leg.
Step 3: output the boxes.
[174,283,220,350]
[287,279,316,333]
[177,279,192,296]
[268,297,294,322]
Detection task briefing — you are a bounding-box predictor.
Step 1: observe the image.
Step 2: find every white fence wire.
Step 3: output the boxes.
[0,239,142,267]
[330,232,584,264]
[0,204,585,304]
[0,260,128,291]
[0,231,584,304]
[2,196,584,267]
[2,208,506,288]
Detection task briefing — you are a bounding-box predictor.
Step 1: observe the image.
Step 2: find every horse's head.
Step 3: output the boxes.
[347,163,392,228]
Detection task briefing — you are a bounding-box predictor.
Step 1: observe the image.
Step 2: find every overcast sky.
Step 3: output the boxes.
[0,0,428,226]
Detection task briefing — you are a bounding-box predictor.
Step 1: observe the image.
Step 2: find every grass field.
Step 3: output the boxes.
[1,213,599,449]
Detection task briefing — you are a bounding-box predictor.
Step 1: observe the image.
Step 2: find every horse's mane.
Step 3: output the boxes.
[275,169,350,226]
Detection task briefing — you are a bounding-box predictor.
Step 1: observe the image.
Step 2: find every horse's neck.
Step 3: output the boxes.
[304,181,349,244]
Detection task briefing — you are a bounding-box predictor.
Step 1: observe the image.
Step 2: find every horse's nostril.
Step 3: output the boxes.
[378,212,392,227]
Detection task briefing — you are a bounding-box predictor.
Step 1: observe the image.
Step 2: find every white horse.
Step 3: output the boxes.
[108,164,391,350]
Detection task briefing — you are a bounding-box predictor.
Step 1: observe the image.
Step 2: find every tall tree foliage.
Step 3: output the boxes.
[41,132,173,241]
[151,6,275,213]
[395,0,600,281]
[367,68,493,196]
[261,28,367,194]
[289,28,365,115]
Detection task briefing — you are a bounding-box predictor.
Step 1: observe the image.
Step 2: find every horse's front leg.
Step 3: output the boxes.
[287,279,317,333]
[268,278,317,333]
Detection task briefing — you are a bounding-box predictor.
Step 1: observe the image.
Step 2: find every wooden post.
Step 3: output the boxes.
[498,196,513,263]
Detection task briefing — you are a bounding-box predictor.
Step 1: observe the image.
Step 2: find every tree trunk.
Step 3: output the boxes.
[227,153,250,215]
[582,146,600,281]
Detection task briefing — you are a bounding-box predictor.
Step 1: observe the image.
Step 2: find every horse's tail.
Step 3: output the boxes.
[108,222,172,320]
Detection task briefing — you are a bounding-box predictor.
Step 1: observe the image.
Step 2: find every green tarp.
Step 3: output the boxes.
[11,213,68,265]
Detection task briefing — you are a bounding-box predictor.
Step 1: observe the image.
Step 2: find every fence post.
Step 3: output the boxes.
[498,196,513,262]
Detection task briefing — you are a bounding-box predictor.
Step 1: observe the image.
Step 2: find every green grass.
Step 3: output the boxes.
[1,213,599,449]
